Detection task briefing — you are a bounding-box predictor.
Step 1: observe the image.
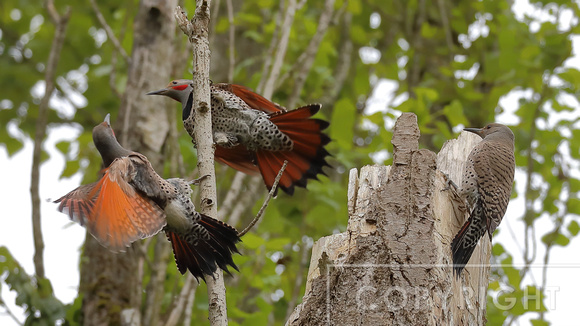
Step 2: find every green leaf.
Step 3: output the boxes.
[567,198,580,214]
[554,233,570,247]
[443,100,468,127]
[492,243,505,256]
[61,159,80,178]
[329,98,356,150]
[265,238,291,251]
[557,67,580,87]
[568,220,580,236]
[530,319,550,326]
[242,233,266,250]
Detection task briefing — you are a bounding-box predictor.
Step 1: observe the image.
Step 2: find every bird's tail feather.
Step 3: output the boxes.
[451,207,486,277]
[167,215,240,282]
[255,104,331,195]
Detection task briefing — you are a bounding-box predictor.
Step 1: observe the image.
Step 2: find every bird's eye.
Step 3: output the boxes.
[172,81,177,85]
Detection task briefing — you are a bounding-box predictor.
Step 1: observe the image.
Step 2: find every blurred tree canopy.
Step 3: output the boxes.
[1,0,579,325]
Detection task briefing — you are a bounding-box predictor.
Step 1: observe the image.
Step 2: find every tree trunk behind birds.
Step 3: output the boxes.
[79,1,178,325]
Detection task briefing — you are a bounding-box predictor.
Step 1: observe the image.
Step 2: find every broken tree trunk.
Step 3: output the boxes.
[286,112,489,325]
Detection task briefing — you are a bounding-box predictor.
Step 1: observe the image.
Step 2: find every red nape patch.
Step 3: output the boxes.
[172,85,188,91]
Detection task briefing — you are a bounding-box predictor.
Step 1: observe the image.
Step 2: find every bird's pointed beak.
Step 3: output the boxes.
[104,113,111,125]
[146,88,168,96]
[464,127,482,136]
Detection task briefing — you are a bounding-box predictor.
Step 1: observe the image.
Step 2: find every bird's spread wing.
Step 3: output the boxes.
[56,157,167,251]
[54,183,98,226]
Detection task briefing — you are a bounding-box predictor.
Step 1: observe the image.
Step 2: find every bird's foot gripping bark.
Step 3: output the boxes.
[440,172,459,193]
[214,132,239,148]
[440,172,468,221]
[188,175,210,186]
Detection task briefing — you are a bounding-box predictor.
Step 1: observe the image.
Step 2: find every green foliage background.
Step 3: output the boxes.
[1,0,580,325]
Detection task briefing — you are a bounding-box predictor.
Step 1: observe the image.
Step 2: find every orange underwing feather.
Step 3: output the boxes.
[85,161,166,251]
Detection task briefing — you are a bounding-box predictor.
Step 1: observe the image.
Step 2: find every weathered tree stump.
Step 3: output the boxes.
[286,112,488,325]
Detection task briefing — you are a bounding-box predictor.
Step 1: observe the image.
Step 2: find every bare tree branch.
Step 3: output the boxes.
[209,0,222,45]
[226,0,235,83]
[262,0,298,98]
[238,161,287,237]
[182,284,197,326]
[218,171,247,218]
[226,177,262,227]
[176,2,229,325]
[0,301,23,326]
[407,0,426,96]
[164,274,199,326]
[90,0,131,64]
[31,0,71,279]
[320,10,352,107]
[256,0,283,94]
[436,0,455,61]
[143,236,171,326]
[284,239,310,322]
[285,0,335,109]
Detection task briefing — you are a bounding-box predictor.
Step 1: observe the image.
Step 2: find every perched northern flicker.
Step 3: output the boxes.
[451,123,515,276]
[147,80,331,195]
[54,114,240,281]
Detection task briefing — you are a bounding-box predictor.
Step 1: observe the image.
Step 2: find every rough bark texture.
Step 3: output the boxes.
[286,113,489,326]
[176,2,230,325]
[79,1,178,325]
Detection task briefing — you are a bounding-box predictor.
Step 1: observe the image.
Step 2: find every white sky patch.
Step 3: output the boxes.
[0,127,85,325]
[88,27,107,48]
[454,62,480,81]
[397,38,409,51]
[10,9,21,21]
[513,0,578,32]
[359,46,381,64]
[370,12,381,29]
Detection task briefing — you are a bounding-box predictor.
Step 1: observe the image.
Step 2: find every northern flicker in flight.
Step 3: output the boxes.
[451,123,515,276]
[147,80,331,195]
[54,114,240,281]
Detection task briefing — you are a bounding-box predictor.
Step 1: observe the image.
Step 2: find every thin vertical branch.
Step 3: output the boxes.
[262,0,298,99]
[320,10,352,107]
[407,0,426,97]
[182,279,197,326]
[285,0,335,109]
[436,0,454,62]
[218,171,247,217]
[143,236,171,326]
[176,2,229,324]
[257,0,284,94]
[225,177,262,227]
[226,0,235,83]
[284,239,310,322]
[164,274,199,326]
[30,0,71,279]
[209,0,222,45]
[89,0,131,64]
